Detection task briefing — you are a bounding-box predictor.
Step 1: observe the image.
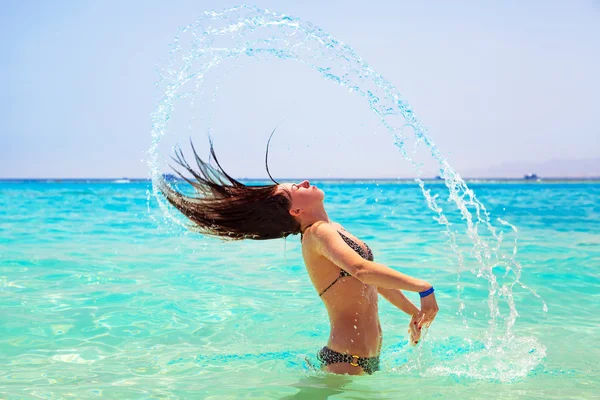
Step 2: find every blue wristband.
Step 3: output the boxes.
[419,287,435,298]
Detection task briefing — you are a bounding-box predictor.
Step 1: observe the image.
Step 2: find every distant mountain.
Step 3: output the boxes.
[463,158,600,178]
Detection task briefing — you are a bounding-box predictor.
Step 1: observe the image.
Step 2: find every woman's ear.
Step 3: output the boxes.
[289,208,301,217]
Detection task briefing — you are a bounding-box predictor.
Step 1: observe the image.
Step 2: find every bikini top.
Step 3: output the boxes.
[301,225,374,297]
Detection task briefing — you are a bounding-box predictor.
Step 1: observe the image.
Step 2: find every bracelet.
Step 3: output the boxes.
[419,286,435,298]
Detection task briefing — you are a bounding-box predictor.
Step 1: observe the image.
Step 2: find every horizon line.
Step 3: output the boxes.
[1,176,600,182]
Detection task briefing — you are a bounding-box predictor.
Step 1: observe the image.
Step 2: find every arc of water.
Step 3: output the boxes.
[148,6,546,348]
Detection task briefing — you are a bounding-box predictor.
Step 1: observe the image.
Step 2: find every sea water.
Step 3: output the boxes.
[1,180,598,399]
[3,5,598,399]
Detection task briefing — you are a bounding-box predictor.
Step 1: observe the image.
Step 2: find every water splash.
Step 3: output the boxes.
[148,5,546,381]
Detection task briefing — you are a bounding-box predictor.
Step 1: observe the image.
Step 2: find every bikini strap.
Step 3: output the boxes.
[318,272,346,297]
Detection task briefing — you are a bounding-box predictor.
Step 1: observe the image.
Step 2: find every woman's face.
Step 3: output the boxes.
[278,180,325,216]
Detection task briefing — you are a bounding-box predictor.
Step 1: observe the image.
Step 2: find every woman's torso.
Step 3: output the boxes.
[302,222,382,357]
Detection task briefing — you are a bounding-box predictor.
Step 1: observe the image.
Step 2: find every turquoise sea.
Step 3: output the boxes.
[1,180,598,399]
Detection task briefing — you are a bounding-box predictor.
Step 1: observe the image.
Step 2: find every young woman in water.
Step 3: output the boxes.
[159,142,438,375]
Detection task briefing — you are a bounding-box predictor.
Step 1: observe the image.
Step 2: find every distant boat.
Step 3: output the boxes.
[523,173,540,181]
[113,177,131,183]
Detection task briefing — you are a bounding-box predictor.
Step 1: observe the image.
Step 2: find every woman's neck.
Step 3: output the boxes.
[300,207,330,232]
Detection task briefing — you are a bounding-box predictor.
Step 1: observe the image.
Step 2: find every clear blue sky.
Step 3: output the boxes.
[2,0,599,178]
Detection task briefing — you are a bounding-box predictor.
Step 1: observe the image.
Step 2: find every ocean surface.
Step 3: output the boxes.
[0,180,598,399]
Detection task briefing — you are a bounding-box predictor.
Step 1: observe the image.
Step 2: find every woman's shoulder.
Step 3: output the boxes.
[303,221,342,242]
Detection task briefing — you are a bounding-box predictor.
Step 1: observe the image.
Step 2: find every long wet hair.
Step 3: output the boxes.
[158,138,301,240]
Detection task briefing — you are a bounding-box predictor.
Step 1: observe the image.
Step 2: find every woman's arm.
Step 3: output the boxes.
[310,222,431,292]
[377,288,419,316]
[309,222,438,328]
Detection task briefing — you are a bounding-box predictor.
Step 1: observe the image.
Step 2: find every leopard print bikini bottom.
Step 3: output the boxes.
[317,346,380,375]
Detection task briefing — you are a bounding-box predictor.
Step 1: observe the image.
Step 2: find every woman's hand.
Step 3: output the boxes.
[418,292,438,329]
[408,312,422,345]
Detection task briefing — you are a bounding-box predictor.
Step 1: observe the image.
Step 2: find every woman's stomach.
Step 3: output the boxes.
[325,291,382,356]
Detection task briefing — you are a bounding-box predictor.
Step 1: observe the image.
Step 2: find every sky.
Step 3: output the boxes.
[1,0,599,179]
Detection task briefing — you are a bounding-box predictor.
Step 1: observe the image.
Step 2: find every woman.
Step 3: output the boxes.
[159,142,438,375]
